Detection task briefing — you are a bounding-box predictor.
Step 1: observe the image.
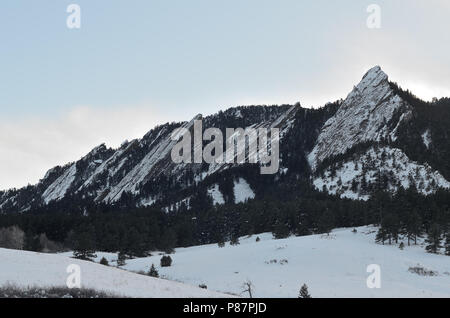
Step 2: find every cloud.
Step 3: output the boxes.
[0,103,173,190]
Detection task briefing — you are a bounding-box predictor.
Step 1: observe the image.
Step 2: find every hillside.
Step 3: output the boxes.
[0,248,231,298]
[87,227,450,298]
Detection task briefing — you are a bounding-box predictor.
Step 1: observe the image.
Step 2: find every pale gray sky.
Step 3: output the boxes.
[1,0,449,189]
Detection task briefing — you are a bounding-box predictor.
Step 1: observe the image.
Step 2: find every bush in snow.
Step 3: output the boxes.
[230,235,240,246]
[117,251,127,267]
[408,266,438,277]
[160,255,172,267]
[100,257,109,266]
[148,264,159,278]
[298,284,311,298]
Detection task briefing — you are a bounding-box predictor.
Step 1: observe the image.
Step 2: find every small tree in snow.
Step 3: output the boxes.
[160,255,172,267]
[117,251,127,267]
[425,223,442,254]
[100,257,109,266]
[298,284,311,298]
[148,264,159,277]
[230,235,240,246]
[445,232,450,256]
[241,280,254,298]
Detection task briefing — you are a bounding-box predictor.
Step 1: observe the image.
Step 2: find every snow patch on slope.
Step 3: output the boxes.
[313,146,450,199]
[233,178,255,203]
[422,129,432,149]
[207,184,225,205]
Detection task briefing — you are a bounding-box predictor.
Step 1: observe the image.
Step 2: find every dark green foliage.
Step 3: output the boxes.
[0,180,448,256]
[298,284,311,298]
[445,232,450,256]
[73,227,97,261]
[100,257,109,266]
[230,234,240,246]
[425,223,443,254]
[160,255,172,267]
[117,251,127,267]
[148,264,159,278]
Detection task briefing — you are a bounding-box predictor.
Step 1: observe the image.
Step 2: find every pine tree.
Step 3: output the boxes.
[273,220,290,239]
[230,234,240,246]
[444,232,450,256]
[425,223,442,254]
[375,226,388,245]
[73,230,97,261]
[160,255,173,267]
[298,284,311,298]
[117,251,127,266]
[100,257,109,266]
[148,264,159,277]
[404,209,422,245]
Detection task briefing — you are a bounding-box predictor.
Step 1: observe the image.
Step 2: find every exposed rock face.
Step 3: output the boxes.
[0,106,297,212]
[1,66,449,212]
[308,66,412,171]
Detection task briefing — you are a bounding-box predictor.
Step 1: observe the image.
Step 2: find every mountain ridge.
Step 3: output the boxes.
[1,66,449,213]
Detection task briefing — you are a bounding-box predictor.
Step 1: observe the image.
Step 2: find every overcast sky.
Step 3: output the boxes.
[1,0,450,190]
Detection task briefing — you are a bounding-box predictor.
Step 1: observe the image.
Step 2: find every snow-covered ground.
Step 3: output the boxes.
[3,226,449,298]
[0,248,230,298]
[78,226,449,298]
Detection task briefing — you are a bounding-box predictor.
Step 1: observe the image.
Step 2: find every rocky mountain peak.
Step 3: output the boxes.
[308,66,411,170]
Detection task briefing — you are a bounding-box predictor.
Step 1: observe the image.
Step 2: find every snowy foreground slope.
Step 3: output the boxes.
[89,227,450,298]
[3,227,449,298]
[0,248,229,298]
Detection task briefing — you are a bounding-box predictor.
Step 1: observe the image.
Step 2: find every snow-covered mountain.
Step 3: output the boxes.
[308,66,450,199]
[1,66,449,213]
[308,66,412,170]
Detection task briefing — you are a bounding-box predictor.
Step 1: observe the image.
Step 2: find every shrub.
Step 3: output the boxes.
[298,284,311,298]
[148,264,159,277]
[0,284,121,298]
[100,257,109,266]
[230,236,240,246]
[117,251,127,267]
[408,266,438,276]
[160,255,172,267]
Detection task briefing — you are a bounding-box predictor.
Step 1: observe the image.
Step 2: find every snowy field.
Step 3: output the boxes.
[2,226,450,298]
[0,248,230,298]
[80,226,450,298]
